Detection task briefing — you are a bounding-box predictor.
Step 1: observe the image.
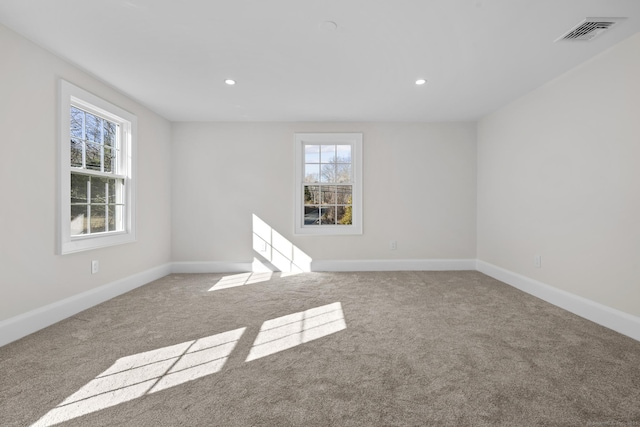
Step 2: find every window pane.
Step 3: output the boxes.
[336,145,351,163]
[107,205,116,231]
[70,138,83,168]
[336,185,352,205]
[70,107,84,139]
[103,120,117,145]
[304,206,320,225]
[304,145,319,163]
[110,204,124,231]
[337,206,352,225]
[304,185,319,205]
[336,164,351,183]
[90,177,107,203]
[320,206,336,225]
[86,142,102,171]
[71,173,89,203]
[304,163,320,183]
[85,112,103,143]
[321,186,336,204]
[104,146,114,173]
[320,163,336,183]
[90,205,106,233]
[108,179,117,204]
[321,145,336,163]
[71,205,88,235]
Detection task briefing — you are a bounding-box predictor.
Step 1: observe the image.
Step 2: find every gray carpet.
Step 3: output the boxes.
[1,271,639,426]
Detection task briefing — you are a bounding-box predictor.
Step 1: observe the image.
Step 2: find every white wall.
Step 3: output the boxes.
[477,33,640,317]
[0,24,172,322]
[171,122,477,266]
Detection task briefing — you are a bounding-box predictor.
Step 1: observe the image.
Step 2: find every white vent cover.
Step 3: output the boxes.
[555,17,626,42]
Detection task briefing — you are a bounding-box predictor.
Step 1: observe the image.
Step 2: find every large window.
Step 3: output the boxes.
[294,133,362,235]
[59,80,136,254]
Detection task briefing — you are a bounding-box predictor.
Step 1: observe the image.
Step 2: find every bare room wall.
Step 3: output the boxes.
[477,33,640,317]
[171,122,477,266]
[0,24,172,322]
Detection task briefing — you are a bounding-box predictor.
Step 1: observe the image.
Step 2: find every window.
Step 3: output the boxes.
[59,80,136,254]
[295,133,362,235]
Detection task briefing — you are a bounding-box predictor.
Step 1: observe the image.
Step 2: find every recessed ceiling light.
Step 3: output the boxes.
[415,79,427,85]
[224,79,236,85]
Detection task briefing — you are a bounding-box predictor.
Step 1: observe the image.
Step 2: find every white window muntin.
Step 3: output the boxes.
[59,80,137,254]
[295,133,363,235]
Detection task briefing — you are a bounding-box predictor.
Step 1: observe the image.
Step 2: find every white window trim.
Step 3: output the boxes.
[294,132,363,235]
[58,80,137,254]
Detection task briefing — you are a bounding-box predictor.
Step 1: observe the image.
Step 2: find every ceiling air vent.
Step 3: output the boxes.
[555,17,625,42]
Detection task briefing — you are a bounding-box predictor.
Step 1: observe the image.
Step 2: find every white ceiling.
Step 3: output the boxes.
[1,0,639,122]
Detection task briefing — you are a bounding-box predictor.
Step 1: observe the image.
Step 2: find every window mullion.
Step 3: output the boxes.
[100,117,105,173]
[119,127,124,176]
[105,180,109,232]
[81,111,86,168]
[86,177,92,235]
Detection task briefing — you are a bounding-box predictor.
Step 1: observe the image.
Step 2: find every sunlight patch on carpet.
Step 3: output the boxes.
[32,302,346,426]
[31,328,245,427]
[208,271,274,291]
[246,302,346,362]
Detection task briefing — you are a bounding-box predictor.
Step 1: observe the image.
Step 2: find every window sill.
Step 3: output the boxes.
[294,225,363,236]
[61,232,136,255]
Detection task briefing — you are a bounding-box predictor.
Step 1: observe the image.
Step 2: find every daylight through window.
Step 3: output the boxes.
[295,133,362,235]
[59,80,136,254]
[303,144,353,226]
[70,106,125,235]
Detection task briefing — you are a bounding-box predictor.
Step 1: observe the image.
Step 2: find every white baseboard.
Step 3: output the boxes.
[172,259,477,273]
[476,260,640,342]
[0,263,172,347]
[4,259,638,347]
[311,259,477,272]
[171,261,252,274]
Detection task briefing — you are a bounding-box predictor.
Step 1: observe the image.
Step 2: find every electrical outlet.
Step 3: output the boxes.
[534,255,541,268]
[390,240,397,251]
[91,260,99,274]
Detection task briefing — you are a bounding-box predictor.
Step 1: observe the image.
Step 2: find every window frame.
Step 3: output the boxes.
[58,80,137,254]
[294,133,363,235]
